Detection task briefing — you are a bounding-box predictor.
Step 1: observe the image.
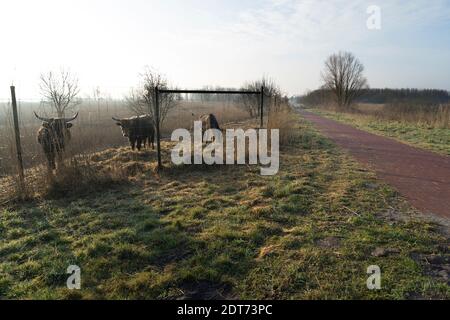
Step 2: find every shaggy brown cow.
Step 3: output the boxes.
[113,114,155,151]
[34,112,78,170]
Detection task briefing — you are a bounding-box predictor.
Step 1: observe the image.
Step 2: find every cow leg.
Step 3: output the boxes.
[130,138,136,150]
[56,152,64,170]
[46,151,56,171]
[136,138,142,151]
[49,155,55,171]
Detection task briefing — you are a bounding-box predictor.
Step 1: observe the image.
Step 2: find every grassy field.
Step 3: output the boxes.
[308,108,450,156]
[0,117,448,299]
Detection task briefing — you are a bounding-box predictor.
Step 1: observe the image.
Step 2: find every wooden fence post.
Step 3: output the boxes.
[10,86,25,193]
[155,86,162,169]
[260,86,264,128]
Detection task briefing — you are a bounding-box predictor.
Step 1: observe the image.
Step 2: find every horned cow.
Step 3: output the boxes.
[113,114,155,151]
[34,112,78,170]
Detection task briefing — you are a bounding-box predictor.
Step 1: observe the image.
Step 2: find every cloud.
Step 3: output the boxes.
[227,0,450,50]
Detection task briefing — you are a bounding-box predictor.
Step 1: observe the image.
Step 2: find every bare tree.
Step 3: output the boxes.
[321,51,368,110]
[240,82,260,118]
[40,69,80,117]
[126,67,177,127]
[240,76,282,117]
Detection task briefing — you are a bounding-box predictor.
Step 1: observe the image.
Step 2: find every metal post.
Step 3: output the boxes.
[260,86,264,128]
[155,86,162,169]
[10,86,25,192]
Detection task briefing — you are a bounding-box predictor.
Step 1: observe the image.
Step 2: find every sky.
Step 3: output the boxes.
[1,0,450,100]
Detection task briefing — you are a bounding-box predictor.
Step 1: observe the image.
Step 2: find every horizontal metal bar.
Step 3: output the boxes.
[158,89,261,95]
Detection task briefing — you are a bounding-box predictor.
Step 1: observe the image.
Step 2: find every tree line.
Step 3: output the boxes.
[296,87,450,107]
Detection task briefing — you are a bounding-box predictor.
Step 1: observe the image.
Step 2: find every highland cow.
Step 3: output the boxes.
[34,112,78,170]
[113,114,155,151]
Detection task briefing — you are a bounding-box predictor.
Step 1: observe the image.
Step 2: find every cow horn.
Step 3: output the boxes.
[64,112,79,122]
[34,112,51,122]
[112,116,121,122]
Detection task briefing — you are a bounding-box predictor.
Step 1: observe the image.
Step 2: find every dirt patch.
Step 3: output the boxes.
[316,237,341,249]
[371,247,400,257]
[411,253,450,285]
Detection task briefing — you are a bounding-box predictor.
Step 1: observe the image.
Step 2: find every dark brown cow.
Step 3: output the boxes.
[199,114,221,131]
[34,112,78,170]
[113,114,155,151]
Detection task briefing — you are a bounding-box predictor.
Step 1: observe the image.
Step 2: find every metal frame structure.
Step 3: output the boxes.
[154,86,265,168]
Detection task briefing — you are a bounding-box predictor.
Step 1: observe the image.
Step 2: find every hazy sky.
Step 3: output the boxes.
[1,0,450,100]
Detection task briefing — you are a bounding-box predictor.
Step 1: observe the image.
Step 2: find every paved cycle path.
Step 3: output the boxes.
[300,110,450,219]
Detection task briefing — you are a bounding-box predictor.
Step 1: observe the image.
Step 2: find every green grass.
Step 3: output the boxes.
[309,109,450,155]
[0,117,448,299]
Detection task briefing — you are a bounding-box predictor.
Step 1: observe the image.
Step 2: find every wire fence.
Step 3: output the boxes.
[0,93,261,202]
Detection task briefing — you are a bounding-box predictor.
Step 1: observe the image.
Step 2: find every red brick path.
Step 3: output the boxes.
[300,110,450,219]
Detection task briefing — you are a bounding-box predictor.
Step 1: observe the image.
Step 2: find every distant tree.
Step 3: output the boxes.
[322,51,368,109]
[40,69,80,118]
[126,67,177,127]
[297,86,333,107]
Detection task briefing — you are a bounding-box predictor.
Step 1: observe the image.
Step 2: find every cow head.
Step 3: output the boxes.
[34,112,78,142]
[112,117,132,137]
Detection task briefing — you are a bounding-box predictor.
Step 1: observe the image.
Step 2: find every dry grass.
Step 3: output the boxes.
[315,102,449,129]
[357,103,385,113]
[267,103,299,146]
[0,154,129,203]
[376,103,449,129]
[43,157,129,199]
